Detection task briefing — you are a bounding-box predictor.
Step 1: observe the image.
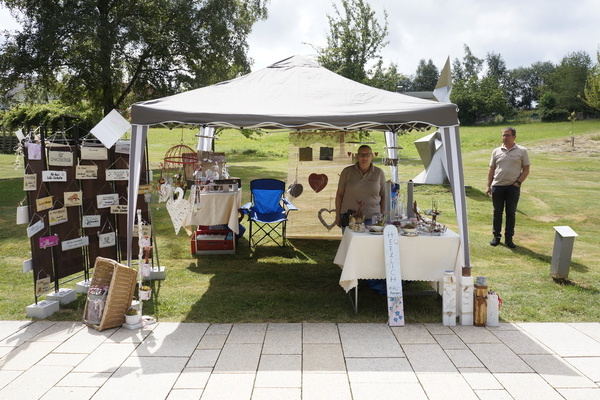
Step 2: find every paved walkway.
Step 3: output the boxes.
[1,321,600,399]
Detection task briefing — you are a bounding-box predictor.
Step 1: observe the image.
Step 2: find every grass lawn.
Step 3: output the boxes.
[1,119,599,323]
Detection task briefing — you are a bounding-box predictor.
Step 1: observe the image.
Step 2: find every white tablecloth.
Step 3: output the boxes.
[188,190,241,234]
[334,228,461,292]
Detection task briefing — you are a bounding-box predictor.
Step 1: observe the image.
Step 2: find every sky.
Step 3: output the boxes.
[246,0,600,75]
[1,0,599,76]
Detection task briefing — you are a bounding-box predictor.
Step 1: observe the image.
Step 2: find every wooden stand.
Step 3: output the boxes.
[474,284,488,327]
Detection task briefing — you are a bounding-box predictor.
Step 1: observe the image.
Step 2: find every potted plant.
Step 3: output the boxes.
[124,308,140,325]
[138,285,152,301]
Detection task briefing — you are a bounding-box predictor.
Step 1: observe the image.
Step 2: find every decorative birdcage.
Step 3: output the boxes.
[161,143,199,183]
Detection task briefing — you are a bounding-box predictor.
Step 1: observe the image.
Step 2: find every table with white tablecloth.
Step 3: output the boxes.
[334,227,461,293]
[186,190,242,234]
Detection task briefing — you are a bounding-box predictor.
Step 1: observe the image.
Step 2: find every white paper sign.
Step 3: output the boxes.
[61,236,89,251]
[90,109,131,149]
[48,151,74,166]
[76,165,98,179]
[106,169,129,181]
[27,219,45,237]
[82,215,101,228]
[98,232,116,248]
[80,146,108,160]
[42,170,67,182]
[97,193,119,208]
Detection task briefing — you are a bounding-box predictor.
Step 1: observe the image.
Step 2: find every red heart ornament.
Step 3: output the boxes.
[308,173,328,193]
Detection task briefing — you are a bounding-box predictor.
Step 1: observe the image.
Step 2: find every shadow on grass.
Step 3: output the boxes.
[170,238,442,324]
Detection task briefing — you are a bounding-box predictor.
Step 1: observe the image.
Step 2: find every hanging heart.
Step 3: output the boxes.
[318,208,337,231]
[287,182,304,198]
[308,173,328,193]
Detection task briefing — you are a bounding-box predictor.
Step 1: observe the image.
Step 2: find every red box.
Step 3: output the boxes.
[192,228,235,255]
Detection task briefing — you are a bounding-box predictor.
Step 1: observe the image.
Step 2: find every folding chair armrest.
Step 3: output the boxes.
[282,197,298,211]
[240,202,252,212]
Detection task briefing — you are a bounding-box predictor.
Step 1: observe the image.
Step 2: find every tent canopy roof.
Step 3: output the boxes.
[130,55,458,131]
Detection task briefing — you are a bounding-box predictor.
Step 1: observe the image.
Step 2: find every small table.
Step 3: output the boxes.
[333,228,461,310]
[187,190,242,234]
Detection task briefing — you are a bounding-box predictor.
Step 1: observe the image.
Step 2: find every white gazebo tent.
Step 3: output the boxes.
[128,55,473,324]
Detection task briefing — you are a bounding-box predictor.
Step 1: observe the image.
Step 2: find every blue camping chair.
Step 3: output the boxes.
[241,179,298,248]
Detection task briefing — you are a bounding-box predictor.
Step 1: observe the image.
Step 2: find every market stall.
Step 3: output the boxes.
[128,55,474,324]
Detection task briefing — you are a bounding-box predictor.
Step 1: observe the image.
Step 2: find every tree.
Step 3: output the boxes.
[542,51,593,113]
[0,0,268,118]
[583,51,600,111]
[365,59,407,92]
[450,45,509,124]
[411,59,438,91]
[316,0,388,83]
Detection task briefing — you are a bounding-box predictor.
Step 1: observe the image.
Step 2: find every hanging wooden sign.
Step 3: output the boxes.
[106,169,129,181]
[49,207,68,226]
[133,224,152,237]
[27,219,45,237]
[82,215,101,228]
[110,204,128,214]
[23,174,37,191]
[36,196,53,211]
[138,184,152,194]
[42,170,67,182]
[39,234,59,249]
[308,173,328,193]
[27,142,42,160]
[115,141,130,154]
[35,276,52,296]
[61,236,89,251]
[80,146,108,160]
[76,165,98,179]
[97,193,119,208]
[98,232,116,248]
[64,191,83,207]
[48,150,74,166]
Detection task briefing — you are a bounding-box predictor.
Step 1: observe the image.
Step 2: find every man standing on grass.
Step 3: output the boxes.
[486,127,530,248]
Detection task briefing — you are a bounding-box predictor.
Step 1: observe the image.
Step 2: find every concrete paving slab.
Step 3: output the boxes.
[473,389,514,399]
[251,387,301,400]
[172,367,211,389]
[402,343,457,373]
[56,371,112,387]
[0,364,72,399]
[302,373,352,400]
[0,321,33,341]
[492,329,554,355]
[39,385,98,400]
[555,388,600,399]
[73,342,138,373]
[255,354,301,388]
[187,349,221,368]
[303,343,346,373]
[494,372,566,399]
[458,367,504,390]
[350,382,428,399]
[339,323,404,358]
[346,357,417,383]
[213,343,262,373]
[468,343,533,373]
[392,324,436,344]
[521,354,598,388]
[417,371,479,400]
[262,323,302,355]
[0,340,61,370]
[565,356,600,382]
[166,388,204,400]
[446,349,485,368]
[225,323,267,344]
[92,355,188,400]
[519,322,600,357]
[433,333,468,350]
[136,322,208,357]
[197,334,227,350]
[201,373,255,400]
[303,323,340,344]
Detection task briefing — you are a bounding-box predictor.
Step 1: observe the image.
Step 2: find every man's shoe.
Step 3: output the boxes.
[505,238,516,248]
[490,236,501,246]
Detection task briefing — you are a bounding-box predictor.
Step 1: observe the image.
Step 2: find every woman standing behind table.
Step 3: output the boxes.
[335,144,386,228]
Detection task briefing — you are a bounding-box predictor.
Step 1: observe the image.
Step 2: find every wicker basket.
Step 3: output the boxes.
[83,257,138,331]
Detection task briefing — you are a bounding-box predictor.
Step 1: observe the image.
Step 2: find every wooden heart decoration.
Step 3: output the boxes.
[287,182,303,198]
[308,173,328,193]
[318,208,337,231]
